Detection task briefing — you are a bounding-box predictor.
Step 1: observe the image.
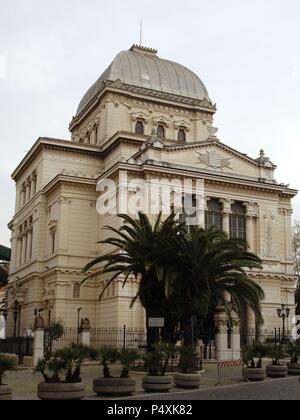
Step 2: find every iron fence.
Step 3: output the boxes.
[45,327,79,353]
[90,326,148,350]
[241,328,293,346]
[0,336,33,364]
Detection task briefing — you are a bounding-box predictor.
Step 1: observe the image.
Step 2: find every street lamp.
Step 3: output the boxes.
[77,308,82,344]
[13,303,19,338]
[277,304,290,343]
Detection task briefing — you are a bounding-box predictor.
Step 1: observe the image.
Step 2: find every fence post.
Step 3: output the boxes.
[33,327,44,367]
[123,325,126,349]
[78,318,91,347]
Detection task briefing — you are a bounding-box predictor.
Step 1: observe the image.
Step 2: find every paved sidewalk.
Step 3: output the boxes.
[6,361,295,400]
[6,362,225,400]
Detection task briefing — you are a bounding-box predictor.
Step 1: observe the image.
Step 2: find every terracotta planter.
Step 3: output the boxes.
[266,365,288,378]
[93,378,136,396]
[287,363,300,376]
[174,373,201,389]
[0,385,12,401]
[37,382,85,401]
[142,376,173,392]
[243,368,266,382]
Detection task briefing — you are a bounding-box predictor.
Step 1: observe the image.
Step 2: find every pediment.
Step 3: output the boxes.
[138,140,275,181]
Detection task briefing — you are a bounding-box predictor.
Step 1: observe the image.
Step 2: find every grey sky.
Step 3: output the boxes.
[0,0,299,246]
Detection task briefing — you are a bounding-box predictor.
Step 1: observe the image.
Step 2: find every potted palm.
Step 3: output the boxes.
[286,342,300,375]
[35,344,95,400]
[266,344,288,378]
[93,347,138,396]
[142,343,174,392]
[242,343,267,381]
[0,354,15,400]
[174,346,201,389]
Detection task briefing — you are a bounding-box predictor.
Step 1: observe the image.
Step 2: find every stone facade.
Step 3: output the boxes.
[6,45,297,343]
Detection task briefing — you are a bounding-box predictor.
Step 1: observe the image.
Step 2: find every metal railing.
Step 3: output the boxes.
[0,336,33,364]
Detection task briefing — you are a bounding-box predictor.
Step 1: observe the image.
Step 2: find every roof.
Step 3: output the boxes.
[76,45,211,116]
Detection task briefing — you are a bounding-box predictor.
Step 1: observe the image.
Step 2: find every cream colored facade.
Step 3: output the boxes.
[6,45,297,339]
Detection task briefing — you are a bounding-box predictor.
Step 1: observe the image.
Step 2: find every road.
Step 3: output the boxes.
[120,377,300,401]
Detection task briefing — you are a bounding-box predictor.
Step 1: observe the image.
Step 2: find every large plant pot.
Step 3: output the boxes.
[0,385,12,401]
[142,376,173,392]
[243,368,266,382]
[266,365,288,378]
[287,363,300,376]
[174,373,201,389]
[37,382,85,401]
[93,378,136,396]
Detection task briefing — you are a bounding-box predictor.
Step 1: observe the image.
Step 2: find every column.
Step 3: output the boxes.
[222,212,230,235]
[247,306,256,341]
[246,215,254,251]
[30,175,36,198]
[220,198,232,236]
[21,233,27,265]
[25,180,31,203]
[26,229,32,262]
[93,125,98,145]
[17,236,22,266]
[220,199,233,302]
[20,186,26,208]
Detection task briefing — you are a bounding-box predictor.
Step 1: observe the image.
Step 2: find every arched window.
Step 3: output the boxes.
[178,128,186,142]
[135,120,144,135]
[205,199,223,230]
[157,124,165,139]
[230,202,246,240]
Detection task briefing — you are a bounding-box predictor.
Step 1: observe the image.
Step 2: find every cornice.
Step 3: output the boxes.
[12,138,102,181]
[98,161,297,197]
[69,80,217,130]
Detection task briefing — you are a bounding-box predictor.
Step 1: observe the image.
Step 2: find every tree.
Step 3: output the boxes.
[83,213,264,348]
[0,263,9,314]
[0,263,8,288]
[164,226,264,346]
[292,220,300,314]
[82,212,183,348]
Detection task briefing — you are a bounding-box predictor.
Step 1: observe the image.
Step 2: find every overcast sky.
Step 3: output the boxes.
[0,0,299,247]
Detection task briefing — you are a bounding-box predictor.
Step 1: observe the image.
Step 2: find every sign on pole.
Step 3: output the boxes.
[148,318,165,328]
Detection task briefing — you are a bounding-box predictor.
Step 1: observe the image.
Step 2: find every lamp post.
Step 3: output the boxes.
[13,303,19,338]
[77,308,82,344]
[277,304,290,343]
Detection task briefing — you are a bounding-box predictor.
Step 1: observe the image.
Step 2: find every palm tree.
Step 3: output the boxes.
[164,226,265,346]
[82,212,183,347]
[295,287,300,315]
[83,213,264,348]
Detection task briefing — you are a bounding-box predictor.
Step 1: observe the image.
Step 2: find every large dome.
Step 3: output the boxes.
[76,45,211,116]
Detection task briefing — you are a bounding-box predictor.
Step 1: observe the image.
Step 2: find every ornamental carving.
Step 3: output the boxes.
[196,151,233,171]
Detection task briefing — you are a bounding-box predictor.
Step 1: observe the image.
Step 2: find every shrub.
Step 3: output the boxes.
[117,349,139,378]
[44,322,64,355]
[34,344,96,383]
[267,344,287,366]
[98,347,118,379]
[286,342,300,364]
[177,346,199,374]
[243,342,268,369]
[143,342,176,376]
